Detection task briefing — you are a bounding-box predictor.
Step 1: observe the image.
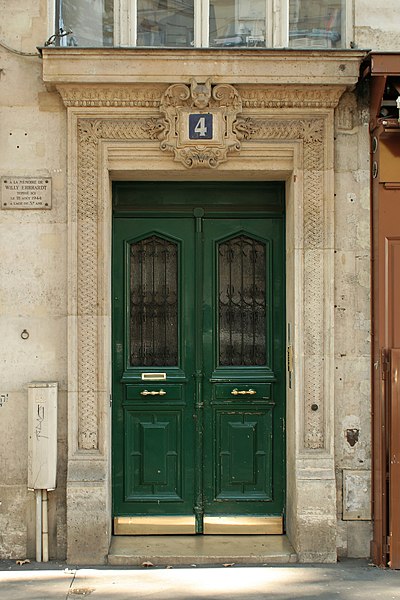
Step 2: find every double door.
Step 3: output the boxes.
[112,185,285,534]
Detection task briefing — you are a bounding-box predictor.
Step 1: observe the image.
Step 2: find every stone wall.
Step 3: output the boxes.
[354,0,400,51]
[0,0,67,559]
[334,87,372,557]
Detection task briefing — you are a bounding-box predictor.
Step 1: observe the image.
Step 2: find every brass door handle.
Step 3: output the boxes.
[231,388,256,396]
[140,389,167,396]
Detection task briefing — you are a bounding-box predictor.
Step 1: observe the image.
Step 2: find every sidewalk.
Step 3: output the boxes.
[1,559,400,600]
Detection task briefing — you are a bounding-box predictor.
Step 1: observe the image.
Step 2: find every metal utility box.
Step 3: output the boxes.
[28,382,58,490]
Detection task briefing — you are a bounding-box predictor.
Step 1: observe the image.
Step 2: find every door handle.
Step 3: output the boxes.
[140,389,167,396]
[231,388,256,396]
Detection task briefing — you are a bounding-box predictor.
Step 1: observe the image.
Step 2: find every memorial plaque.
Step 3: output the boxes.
[1,177,52,210]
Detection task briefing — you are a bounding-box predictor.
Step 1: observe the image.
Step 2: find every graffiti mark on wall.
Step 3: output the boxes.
[35,403,48,440]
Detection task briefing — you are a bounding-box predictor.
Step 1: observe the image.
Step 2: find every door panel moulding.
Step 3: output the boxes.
[53,79,352,564]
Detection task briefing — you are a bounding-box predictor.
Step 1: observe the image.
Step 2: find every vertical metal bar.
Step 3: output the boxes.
[152,238,155,362]
[228,243,233,363]
[42,489,49,562]
[252,241,257,363]
[35,489,42,562]
[193,208,204,533]
[164,243,167,362]
[240,237,244,363]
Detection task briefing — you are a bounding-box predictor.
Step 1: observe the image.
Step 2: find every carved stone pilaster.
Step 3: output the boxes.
[76,117,163,450]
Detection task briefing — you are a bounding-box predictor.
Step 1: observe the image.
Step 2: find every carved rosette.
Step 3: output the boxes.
[158,79,242,168]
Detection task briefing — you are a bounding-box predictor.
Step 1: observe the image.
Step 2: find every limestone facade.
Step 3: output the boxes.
[0,0,397,563]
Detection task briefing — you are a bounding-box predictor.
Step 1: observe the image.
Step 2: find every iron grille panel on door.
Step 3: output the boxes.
[130,235,178,366]
[218,235,266,366]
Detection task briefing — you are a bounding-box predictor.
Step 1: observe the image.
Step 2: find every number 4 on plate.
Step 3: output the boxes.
[189,113,213,140]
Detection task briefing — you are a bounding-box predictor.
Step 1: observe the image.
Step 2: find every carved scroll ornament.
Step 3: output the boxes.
[159,79,243,168]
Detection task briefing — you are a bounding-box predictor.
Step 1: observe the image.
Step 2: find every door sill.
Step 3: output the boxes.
[108,534,297,565]
[204,516,283,534]
[114,516,196,534]
[114,515,283,535]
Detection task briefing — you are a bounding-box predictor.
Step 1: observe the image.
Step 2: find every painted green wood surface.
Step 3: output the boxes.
[112,183,285,529]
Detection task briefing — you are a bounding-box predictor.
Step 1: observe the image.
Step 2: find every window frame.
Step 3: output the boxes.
[57,0,352,50]
[115,0,286,48]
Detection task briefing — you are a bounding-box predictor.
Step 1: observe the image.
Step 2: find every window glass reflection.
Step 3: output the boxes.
[210,0,266,47]
[58,0,113,46]
[137,0,194,46]
[289,0,345,48]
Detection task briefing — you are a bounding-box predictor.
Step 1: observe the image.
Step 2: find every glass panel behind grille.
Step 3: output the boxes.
[130,236,178,366]
[219,235,266,366]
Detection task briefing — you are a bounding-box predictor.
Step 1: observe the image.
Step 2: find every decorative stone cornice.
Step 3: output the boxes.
[55,83,347,110]
[238,85,346,109]
[56,84,166,108]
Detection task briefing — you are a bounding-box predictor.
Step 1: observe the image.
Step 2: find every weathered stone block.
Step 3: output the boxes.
[66,484,110,564]
[347,521,373,558]
[0,485,28,559]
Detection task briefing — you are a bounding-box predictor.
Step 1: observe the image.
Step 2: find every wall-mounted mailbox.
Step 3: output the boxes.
[28,382,58,490]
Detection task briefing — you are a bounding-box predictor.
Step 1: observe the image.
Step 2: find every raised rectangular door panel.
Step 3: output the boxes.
[215,408,273,500]
[124,408,183,501]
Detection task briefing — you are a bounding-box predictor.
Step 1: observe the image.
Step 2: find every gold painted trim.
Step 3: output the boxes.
[203,516,283,535]
[114,516,196,535]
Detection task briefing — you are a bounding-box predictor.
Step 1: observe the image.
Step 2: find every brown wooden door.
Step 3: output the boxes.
[385,227,400,568]
[390,349,400,567]
[372,127,400,568]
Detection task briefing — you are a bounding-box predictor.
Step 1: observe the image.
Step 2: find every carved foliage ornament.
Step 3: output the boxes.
[159,79,242,168]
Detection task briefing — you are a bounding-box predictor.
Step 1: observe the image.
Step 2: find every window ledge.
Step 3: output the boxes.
[41,47,367,87]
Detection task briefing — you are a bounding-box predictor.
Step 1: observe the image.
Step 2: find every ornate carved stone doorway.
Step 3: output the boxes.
[41,47,364,563]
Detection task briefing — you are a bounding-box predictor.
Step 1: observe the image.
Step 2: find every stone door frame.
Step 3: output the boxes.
[59,83,343,563]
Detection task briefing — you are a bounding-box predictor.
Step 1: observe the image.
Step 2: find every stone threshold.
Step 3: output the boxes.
[108,535,297,566]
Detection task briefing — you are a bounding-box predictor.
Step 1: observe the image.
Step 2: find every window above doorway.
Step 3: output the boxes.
[55,0,349,49]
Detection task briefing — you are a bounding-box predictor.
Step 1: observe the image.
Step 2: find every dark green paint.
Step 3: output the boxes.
[112,182,285,528]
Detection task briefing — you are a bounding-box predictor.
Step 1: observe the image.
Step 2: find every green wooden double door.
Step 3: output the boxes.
[112,183,285,535]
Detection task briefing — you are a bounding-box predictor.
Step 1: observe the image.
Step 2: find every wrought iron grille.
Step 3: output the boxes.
[218,235,266,366]
[130,235,178,366]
